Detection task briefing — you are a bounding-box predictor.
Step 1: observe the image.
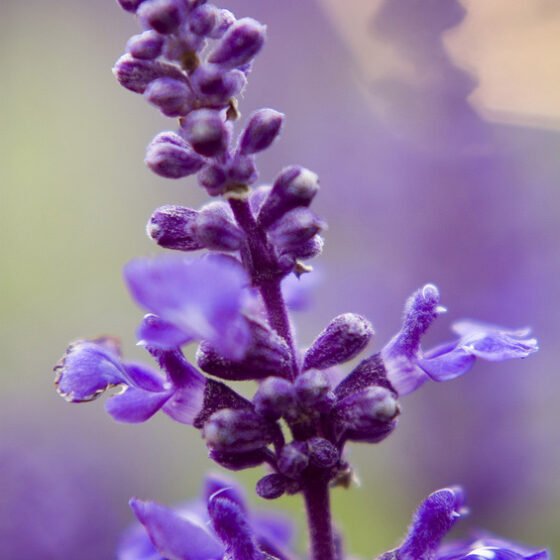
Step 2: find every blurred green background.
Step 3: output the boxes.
[1,1,559,558]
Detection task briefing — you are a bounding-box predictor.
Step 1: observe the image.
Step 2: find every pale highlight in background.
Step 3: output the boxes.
[320,0,560,128]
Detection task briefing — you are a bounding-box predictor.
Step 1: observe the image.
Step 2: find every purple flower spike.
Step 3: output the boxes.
[137,0,185,35]
[304,313,374,371]
[378,487,466,560]
[145,132,205,178]
[208,490,266,560]
[145,78,192,117]
[130,498,224,560]
[208,17,266,70]
[127,31,164,60]
[239,108,285,155]
[124,254,250,360]
[147,205,203,252]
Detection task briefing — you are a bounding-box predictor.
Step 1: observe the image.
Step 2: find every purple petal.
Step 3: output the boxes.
[106,387,172,423]
[124,254,250,360]
[162,384,206,425]
[118,523,162,560]
[418,345,476,382]
[124,361,167,392]
[451,320,539,361]
[54,337,127,402]
[203,473,248,514]
[137,314,194,349]
[130,499,224,560]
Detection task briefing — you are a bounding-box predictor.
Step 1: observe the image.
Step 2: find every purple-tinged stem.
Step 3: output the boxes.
[228,197,298,377]
[302,472,336,560]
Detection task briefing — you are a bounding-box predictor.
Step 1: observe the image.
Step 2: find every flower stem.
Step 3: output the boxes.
[302,472,336,560]
[228,196,298,377]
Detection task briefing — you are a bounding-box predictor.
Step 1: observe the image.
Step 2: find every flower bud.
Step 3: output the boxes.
[209,9,236,39]
[147,205,202,251]
[197,319,291,381]
[331,386,399,444]
[289,235,324,261]
[239,109,284,155]
[295,370,334,412]
[138,0,184,34]
[127,30,164,60]
[256,474,287,500]
[277,441,309,479]
[189,4,218,36]
[228,154,258,184]
[117,0,145,13]
[197,164,227,196]
[307,437,339,469]
[145,132,205,178]
[113,54,186,94]
[253,377,297,420]
[203,409,275,453]
[269,208,325,253]
[145,77,192,116]
[258,166,320,228]
[208,18,266,69]
[192,65,247,103]
[181,109,230,157]
[334,353,396,401]
[304,313,374,371]
[196,202,245,251]
[209,449,267,471]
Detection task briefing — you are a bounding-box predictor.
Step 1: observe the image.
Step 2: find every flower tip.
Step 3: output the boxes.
[422,283,440,303]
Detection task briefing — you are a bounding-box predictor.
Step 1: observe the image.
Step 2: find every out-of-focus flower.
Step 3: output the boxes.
[118,474,297,560]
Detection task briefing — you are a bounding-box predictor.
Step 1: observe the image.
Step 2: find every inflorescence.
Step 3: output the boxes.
[53,1,548,559]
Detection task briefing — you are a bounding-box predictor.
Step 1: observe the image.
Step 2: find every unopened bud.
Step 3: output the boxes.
[203,408,274,453]
[228,154,258,184]
[113,54,186,94]
[209,448,267,471]
[197,319,291,381]
[331,386,399,444]
[239,109,284,155]
[138,0,185,34]
[196,201,245,251]
[304,313,374,371]
[258,166,319,228]
[127,31,164,60]
[145,132,205,178]
[145,77,192,116]
[117,0,145,13]
[307,437,339,468]
[197,164,228,196]
[209,9,236,39]
[256,474,287,500]
[253,377,297,420]
[147,205,202,251]
[181,109,230,157]
[192,65,247,103]
[189,4,218,36]
[295,370,334,412]
[269,208,325,253]
[208,17,266,70]
[277,441,309,479]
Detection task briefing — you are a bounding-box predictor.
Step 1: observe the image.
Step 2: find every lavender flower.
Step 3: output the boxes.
[51,2,549,559]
